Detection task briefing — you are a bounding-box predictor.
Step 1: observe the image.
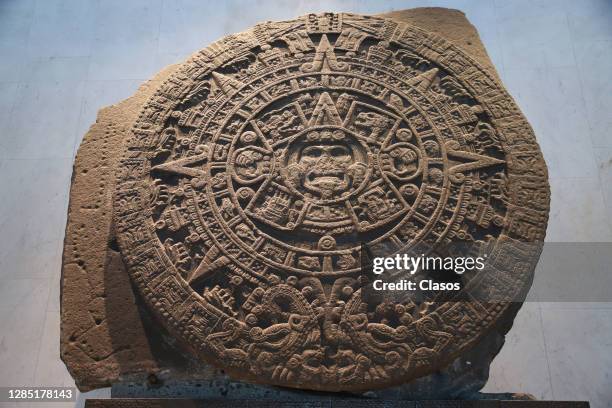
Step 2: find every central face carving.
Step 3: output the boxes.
[300,142,352,197]
[283,128,368,201]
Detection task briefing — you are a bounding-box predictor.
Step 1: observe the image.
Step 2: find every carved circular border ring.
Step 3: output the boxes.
[114,13,549,391]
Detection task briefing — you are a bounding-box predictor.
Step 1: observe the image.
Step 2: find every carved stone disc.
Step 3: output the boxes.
[115,13,549,391]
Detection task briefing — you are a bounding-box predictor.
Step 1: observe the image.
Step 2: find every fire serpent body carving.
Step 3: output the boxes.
[115,13,549,391]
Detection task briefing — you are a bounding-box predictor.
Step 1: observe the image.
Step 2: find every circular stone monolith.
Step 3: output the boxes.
[109,12,549,392]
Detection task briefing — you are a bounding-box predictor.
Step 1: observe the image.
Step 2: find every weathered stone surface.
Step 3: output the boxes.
[378,8,500,81]
[61,66,178,390]
[61,8,549,396]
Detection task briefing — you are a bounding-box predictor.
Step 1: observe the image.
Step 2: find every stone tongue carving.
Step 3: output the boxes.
[106,12,550,392]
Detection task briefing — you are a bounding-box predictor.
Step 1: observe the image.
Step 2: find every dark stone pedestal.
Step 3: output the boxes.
[85,399,589,408]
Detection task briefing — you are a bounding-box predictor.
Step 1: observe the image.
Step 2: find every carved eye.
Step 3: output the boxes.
[302,146,322,159]
[330,146,350,158]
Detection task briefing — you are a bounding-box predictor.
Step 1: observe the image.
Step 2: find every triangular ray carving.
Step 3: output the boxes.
[446,140,505,183]
[188,246,230,285]
[152,148,209,178]
[300,34,348,73]
[407,68,439,92]
[211,72,245,96]
[309,92,343,126]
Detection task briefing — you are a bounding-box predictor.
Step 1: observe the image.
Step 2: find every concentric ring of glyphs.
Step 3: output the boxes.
[115,13,549,390]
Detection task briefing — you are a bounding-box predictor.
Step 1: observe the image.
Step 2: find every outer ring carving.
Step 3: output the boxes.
[114,13,549,391]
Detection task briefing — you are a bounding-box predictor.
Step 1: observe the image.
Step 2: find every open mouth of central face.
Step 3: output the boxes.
[305,170,349,193]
